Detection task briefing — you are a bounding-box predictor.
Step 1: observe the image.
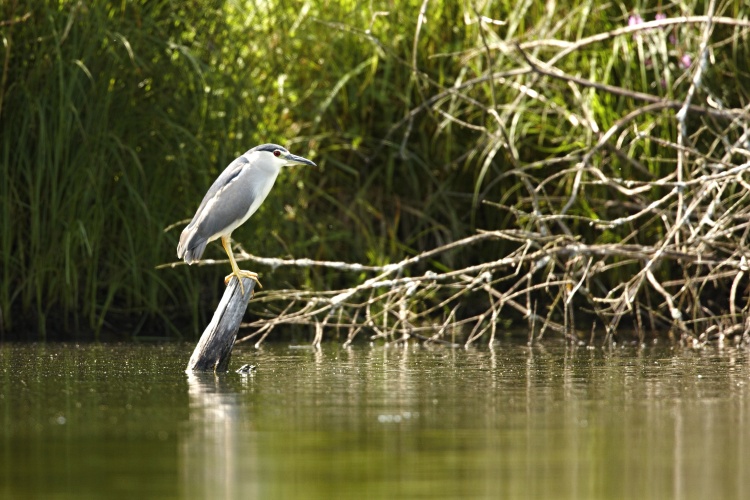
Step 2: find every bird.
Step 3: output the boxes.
[177,143,316,295]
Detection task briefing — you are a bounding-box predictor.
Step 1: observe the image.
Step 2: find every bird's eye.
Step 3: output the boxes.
[273,150,281,157]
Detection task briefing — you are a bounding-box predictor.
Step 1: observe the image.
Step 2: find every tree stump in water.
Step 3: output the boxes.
[186,277,256,373]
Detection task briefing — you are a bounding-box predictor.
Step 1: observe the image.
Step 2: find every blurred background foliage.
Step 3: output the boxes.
[0,0,747,339]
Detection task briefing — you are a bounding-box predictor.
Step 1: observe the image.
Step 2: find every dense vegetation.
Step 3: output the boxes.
[1,1,749,342]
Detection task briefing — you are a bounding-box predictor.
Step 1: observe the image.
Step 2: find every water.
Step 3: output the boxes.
[1,341,748,499]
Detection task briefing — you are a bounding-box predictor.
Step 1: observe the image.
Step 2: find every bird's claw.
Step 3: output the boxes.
[225,270,262,296]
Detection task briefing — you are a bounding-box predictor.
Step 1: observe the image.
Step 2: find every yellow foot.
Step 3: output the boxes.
[224,270,263,296]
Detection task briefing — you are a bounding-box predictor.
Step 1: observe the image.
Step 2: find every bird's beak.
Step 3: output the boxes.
[284,152,316,167]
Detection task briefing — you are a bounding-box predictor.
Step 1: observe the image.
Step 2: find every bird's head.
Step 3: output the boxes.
[250,143,316,168]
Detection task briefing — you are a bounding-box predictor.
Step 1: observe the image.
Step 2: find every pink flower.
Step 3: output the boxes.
[680,54,692,68]
[655,13,666,21]
[628,13,644,26]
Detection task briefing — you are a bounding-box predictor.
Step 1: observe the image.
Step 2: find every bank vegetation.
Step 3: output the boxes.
[2,1,750,345]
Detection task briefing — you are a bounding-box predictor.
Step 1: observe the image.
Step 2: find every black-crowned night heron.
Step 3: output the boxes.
[177,143,316,294]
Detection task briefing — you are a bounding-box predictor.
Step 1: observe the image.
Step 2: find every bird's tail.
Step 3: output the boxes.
[177,228,208,265]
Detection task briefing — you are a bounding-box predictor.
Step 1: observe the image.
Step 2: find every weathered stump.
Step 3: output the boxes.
[186,277,256,372]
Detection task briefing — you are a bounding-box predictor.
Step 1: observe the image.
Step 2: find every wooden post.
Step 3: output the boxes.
[186,277,256,373]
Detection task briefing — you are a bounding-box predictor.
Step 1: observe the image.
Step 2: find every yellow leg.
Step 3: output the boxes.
[221,236,262,295]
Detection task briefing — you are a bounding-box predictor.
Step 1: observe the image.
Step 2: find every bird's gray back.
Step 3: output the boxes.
[185,155,251,232]
[185,157,280,242]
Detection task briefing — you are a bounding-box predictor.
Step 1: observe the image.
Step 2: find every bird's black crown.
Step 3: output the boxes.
[251,143,288,154]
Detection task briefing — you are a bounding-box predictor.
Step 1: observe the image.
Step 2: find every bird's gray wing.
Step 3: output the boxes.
[183,160,275,247]
[178,155,254,262]
[184,155,250,231]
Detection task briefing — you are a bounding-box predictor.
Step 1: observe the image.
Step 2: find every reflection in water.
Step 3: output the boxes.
[182,372,257,499]
[514,344,750,499]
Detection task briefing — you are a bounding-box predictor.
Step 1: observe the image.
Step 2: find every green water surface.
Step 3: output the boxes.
[1,341,748,499]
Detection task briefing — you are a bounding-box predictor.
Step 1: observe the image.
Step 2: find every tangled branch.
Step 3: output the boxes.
[235,9,750,347]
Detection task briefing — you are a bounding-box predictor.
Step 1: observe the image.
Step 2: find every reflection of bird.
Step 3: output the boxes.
[177,144,316,294]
